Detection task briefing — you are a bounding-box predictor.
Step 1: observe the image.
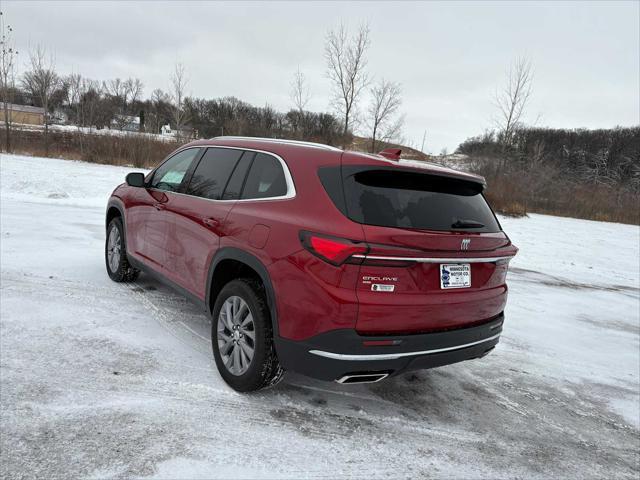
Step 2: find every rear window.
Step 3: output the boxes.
[320,166,501,233]
[241,153,287,200]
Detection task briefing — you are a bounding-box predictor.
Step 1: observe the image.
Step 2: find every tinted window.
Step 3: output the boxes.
[151,148,201,192]
[339,168,500,233]
[222,152,254,200]
[186,148,243,200]
[241,153,287,200]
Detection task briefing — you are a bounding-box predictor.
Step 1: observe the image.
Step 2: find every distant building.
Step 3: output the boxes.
[160,123,196,139]
[1,103,45,126]
[160,123,173,136]
[111,114,141,132]
[51,109,69,125]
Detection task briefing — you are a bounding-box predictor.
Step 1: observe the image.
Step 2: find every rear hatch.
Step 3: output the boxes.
[319,162,517,334]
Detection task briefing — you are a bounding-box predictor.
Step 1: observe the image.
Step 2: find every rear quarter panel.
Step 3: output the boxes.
[222,148,365,340]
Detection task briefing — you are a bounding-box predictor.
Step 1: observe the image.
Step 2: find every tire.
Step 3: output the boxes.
[211,278,283,392]
[105,217,139,283]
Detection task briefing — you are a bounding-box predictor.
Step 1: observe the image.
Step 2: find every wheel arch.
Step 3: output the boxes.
[106,198,129,253]
[106,198,125,228]
[207,248,279,336]
[106,205,123,226]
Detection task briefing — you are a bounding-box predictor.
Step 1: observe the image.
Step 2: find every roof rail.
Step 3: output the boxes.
[209,136,342,152]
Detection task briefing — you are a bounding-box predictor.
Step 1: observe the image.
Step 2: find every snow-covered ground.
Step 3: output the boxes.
[1,153,638,479]
[9,122,177,142]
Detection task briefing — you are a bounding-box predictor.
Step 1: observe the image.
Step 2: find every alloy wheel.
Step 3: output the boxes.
[107,227,121,273]
[217,295,256,376]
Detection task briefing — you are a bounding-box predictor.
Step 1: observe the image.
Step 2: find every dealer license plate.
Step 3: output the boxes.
[440,264,471,289]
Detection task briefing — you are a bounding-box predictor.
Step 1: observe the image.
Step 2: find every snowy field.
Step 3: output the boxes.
[1,154,639,479]
[12,122,177,142]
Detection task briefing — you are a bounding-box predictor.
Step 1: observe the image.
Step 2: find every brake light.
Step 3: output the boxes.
[300,231,369,266]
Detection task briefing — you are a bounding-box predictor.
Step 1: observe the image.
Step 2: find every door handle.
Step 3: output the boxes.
[202,217,220,228]
[154,203,166,211]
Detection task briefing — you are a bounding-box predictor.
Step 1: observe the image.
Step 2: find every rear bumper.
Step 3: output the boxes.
[275,314,504,382]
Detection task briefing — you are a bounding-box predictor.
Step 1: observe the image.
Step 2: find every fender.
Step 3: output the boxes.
[106,197,125,226]
[206,247,280,337]
[106,197,128,249]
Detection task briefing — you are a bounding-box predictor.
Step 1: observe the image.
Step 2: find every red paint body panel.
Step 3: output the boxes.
[110,138,517,346]
[354,223,515,334]
[165,193,236,299]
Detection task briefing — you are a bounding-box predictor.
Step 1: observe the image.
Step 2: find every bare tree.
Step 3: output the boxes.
[105,77,143,130]
[124,77,143,105]
[82,79,103,130]
[170,63,189,142]
[65,74,104,151]
[66,73,84,124]
[325,23,370,143]
[290,67,310,113]
[367,79,403,152]
[105,77,126,104]
[125,77,143,131]
[0,10,18,152]
[494,56,533,147]
[150,88,168,134]
[65,73,86,152]
[21,45,60,155]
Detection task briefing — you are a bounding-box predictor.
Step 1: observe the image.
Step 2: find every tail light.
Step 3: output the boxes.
[300,231,417,267]
[299,231,368,266]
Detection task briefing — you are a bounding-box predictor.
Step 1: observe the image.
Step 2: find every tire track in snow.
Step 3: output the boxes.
[117,279,212,357]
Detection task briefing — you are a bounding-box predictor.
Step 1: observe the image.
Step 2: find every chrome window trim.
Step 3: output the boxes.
[308,333,501,361]
[147,145,296,203]
[350,254,515,264]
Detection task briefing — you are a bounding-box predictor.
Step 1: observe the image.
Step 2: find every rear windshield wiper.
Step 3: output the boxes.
[451,219,485,229]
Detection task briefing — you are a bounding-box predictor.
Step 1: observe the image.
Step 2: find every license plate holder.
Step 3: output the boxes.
[440,263,471,289]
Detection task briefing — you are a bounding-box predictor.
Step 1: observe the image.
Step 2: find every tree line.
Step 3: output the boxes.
[451,55,639,224]
[458,126,640,193]
[1,13,405,154]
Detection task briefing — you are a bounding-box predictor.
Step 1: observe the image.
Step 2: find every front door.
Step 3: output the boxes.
[133,147,202,272]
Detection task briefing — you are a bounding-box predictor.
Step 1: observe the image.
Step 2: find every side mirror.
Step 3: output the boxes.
[126,172,145,188]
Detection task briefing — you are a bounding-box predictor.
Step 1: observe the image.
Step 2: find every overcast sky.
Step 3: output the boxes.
[4,0,639,152]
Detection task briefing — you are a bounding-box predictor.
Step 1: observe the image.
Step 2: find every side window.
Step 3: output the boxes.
[222,152,254,200]
[186,148,243,200]
[241,153,287,200]
[151,148,201,192]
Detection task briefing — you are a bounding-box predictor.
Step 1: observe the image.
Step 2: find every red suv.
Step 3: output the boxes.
[105,137,517,391]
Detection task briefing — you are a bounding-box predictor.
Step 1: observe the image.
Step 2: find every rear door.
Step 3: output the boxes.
[165,147,251,299]
[340,166,516,334]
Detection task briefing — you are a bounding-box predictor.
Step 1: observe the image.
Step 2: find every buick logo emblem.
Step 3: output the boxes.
[461,238,471,251]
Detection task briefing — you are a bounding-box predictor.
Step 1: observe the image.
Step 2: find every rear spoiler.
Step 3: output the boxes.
[378,148,402,160]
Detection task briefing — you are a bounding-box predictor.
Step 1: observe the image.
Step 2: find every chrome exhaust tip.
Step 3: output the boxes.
[335,373,390,384]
